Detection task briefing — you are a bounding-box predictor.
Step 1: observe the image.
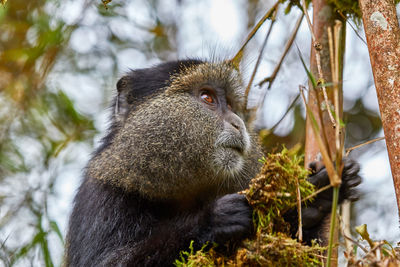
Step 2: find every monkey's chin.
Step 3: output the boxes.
[213,147,244,177]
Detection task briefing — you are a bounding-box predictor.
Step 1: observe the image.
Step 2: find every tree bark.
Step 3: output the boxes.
[359,0,400,216]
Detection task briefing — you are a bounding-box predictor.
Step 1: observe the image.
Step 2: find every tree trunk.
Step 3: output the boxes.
[359,0,400,216]
[304,0,345,167]
[304,1,346,265]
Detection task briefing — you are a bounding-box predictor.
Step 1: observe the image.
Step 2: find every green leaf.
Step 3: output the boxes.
[12,231,45,264]
[50,220,64,245]
[297,46,317,88]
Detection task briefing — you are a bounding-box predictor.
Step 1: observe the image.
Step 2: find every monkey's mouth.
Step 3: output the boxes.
[215,134,249,156]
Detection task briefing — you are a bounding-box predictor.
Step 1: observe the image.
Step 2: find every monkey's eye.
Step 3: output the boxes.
[200,91,216,104]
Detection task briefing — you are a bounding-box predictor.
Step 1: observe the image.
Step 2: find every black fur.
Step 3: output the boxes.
[116,59,204,107]
[67,179,252,266]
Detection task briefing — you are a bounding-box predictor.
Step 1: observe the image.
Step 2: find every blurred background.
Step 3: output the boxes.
[0,0,399,266]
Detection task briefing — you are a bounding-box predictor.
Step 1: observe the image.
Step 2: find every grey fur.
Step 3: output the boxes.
[87,61,262,201]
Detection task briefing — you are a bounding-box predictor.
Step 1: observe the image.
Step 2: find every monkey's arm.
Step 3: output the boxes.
[284,159,361,244]
[97,194,252,266]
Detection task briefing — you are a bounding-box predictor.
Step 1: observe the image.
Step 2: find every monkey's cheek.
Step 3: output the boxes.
[213,148,244,176]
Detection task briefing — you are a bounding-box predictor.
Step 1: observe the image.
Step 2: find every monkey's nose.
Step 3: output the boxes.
[225,112,245,133]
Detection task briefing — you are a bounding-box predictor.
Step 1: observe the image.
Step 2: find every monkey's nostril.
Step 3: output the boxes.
[231,122,240,130]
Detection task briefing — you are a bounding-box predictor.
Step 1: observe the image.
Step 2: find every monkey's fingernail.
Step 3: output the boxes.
[347,176,362,187]
[346,189,360,201]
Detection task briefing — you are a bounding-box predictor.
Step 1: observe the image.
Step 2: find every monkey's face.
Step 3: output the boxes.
[194,86,251,178]
[90,61,262,201]
[157,62,260,198]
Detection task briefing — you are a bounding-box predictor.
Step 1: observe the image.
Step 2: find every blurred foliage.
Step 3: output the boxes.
[0,0,388,266]
[281,0,311,15]
[0,0,96,265]
[0,0,181,265]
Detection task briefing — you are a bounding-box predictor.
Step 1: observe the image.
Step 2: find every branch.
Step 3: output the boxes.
[231,1,280,67]
[345,137,385,157]
[257,14,304,89]
[244,7,278,109]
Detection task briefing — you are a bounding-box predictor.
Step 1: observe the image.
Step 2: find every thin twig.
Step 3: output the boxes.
[327,187,340,267]
[328,27,335,87]
[342,234,369,253]
[295,175,303,242]
[300,85,338,185]
[245,7,278,109]
[337,10,367,46]
[297,49,332,158]
[363,241,386,258]
[257,14,304,88]
[341,201,353,255]
[268,94,300,131]
[302,184,332,202]
[328,25,341,151]
[321,84,336,126]
[301,0,315,42]
[345,137,385,157]
[231,1,279,67]
[329,20,345,177]
[333,20,345,177]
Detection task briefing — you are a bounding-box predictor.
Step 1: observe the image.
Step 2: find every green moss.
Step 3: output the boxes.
[247,148,314,234]
[176,148,325,266]
[237,234,324,266]
[175,241,217,267]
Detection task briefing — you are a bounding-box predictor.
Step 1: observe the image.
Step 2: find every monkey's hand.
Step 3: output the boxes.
[302,159,361,229]
[284,158,361,244]
[207,194,253,246]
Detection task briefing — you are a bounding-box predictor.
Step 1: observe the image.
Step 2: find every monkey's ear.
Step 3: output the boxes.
[114,76,131,123]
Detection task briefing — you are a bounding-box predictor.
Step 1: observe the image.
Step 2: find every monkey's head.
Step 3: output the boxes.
[87,60,262,202]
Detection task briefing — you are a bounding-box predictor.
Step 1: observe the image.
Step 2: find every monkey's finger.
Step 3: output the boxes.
[343,174,362,188]
[308,161,324,174]
[342,188,361,202]
[308,168,330,187]
[342,159,360,175]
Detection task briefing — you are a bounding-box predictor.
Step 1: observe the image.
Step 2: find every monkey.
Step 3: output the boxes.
[65,59,361,266]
